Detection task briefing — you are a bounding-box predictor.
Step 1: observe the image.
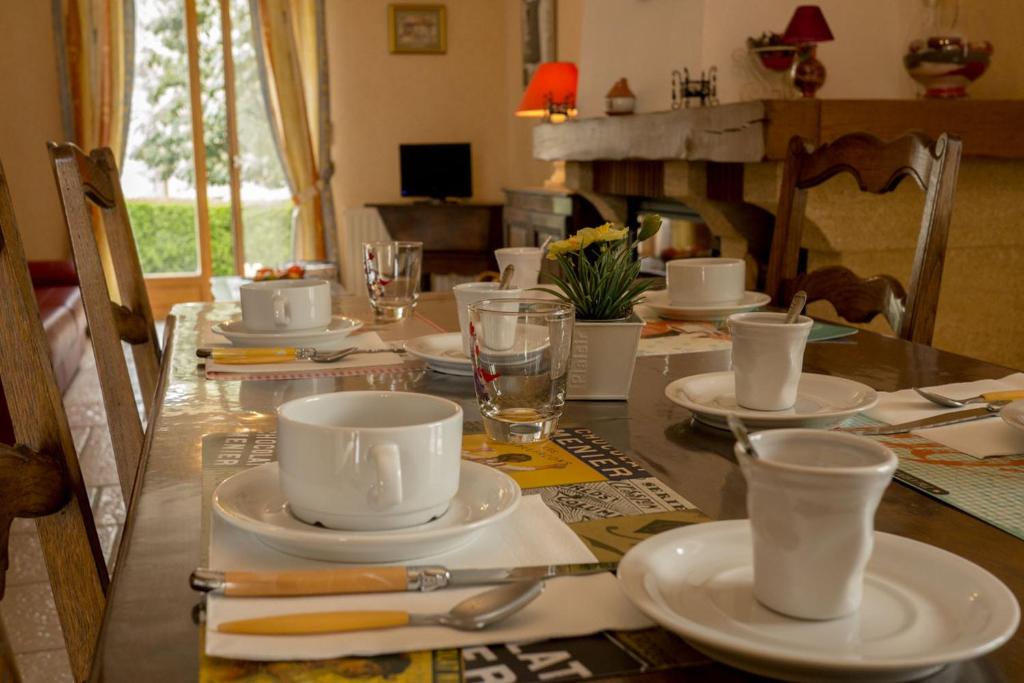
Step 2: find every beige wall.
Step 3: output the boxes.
[0,2,69,260]
[326,0,550,215]
[573,0,1023,115]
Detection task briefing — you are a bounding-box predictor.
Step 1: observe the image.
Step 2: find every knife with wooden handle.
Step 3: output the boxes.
[191,562,616,596]
[195,347,309,364]
[219,610,410,635]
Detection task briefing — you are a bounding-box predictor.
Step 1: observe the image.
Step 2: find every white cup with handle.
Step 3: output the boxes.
[277,391,463,531]
[666,257,745,307]
[495,247,543,289]
[240,279,332,332]
[736,429,897,620]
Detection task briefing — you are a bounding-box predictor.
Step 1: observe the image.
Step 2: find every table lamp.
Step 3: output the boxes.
[516,62,578,123]
[783,5,834,98]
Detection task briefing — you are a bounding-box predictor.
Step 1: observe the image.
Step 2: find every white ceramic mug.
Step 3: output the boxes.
[736,429,897,620]
[495,247,543,289]
[728,311,812,411]
[277,391,463,531]
[453,282,523,357]
[240,279,331,332]
[666,257,745,307]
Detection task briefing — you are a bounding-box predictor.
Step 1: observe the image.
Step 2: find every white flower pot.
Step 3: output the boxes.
[566,313,644,400]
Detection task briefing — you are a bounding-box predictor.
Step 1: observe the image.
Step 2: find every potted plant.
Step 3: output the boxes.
[537,215,662,400]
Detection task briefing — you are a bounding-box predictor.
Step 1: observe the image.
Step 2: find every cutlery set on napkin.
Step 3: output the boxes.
[859,373,1024,457]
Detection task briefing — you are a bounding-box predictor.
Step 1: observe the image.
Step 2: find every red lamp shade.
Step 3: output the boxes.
[783,5,834,44]
[516,62,578,118]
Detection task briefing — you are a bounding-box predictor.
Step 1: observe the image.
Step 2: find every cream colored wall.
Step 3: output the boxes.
[0,2,70,260]
[573,0,1023,112]
[326,0,550,214]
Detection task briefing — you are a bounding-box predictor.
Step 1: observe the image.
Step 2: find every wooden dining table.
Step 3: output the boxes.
[88,292,1023,682]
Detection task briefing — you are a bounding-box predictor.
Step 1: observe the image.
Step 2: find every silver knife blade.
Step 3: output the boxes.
[426,562,619,590]
[856,406,999,435]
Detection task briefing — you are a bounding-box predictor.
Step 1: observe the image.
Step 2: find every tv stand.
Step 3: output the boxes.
[368,202,503,289]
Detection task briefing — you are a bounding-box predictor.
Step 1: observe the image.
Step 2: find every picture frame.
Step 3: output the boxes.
[389,4,447,54]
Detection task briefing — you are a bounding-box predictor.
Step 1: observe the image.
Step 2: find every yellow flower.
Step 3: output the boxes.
[546,223,627,259]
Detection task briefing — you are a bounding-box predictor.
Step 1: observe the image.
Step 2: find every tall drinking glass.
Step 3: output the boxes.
[468,299,574,444]
[363,241,423,320]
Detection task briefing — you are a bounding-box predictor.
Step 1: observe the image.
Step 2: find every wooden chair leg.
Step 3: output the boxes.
[0,617,20,683]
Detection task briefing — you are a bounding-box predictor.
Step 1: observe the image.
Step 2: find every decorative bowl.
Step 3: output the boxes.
[903,36,993,98]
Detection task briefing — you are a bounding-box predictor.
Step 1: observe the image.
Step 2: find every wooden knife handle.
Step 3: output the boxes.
[981,390,1024,402]
[210,348,297,364]
[223,567,409,596]
[218,610,410,635]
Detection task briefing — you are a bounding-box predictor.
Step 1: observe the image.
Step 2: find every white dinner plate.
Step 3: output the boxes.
[211,316,363,348]
[665,371,878,429]
[212,461,521,563]
[618,520,1020,683]
[644,290,772,321]
[1000,400,1024,434]
[405,333,474,376]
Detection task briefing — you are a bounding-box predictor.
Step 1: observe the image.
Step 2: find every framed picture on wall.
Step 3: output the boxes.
[389,4,447,54]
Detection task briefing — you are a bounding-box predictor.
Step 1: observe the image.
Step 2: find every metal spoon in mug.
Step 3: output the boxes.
[498,264,517,290]
[727,414,760,460]
[784,290,808,324]
[217,580,545,635]
[539,235,553,254]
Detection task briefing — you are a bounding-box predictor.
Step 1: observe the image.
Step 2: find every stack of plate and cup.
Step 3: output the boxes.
[645,258,770,321]
[213,279,364,347]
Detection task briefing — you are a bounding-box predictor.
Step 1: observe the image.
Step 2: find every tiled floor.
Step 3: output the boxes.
[1,346,128,682]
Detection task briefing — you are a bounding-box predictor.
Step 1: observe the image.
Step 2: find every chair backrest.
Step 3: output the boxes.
[0,156,108,683]
[49,142,161,500]
[765,132,962,345]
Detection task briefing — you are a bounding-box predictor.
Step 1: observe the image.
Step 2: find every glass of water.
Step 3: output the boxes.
[468,299,574,443]
[363,241,423,320]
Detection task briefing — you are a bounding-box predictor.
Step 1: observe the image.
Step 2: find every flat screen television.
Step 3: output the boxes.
[399,143,472,201]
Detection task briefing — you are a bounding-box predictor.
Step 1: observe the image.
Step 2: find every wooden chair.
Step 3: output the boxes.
[49,142,161,500]
[765,132,962,345]
[0,157,108,682]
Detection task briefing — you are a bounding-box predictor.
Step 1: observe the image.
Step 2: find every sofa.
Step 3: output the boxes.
[0,261,87,444]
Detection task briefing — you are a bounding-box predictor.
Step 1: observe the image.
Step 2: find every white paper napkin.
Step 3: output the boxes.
[204,332,404,376]
[864,373,1024,458]
[205,496,652,660]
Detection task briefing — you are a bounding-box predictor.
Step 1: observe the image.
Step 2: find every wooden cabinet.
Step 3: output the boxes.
[502,187,604,247]
[369,203,503,289]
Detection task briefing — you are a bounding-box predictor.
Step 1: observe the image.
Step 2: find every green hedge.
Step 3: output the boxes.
[127,200,292,275]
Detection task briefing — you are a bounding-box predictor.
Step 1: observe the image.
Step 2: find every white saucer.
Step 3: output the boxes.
[618,520,1020,683]
[405,333,474,376]
[212,316,363,348]
[645,290,772,321]
[212,460,521,562]
[1000,400,1024,434]
[665,371,878,429]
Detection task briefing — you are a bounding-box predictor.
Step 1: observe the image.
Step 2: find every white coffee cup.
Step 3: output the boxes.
[495,247,543,289]
[728,311,812,411]
[736,429,897,620]
[666,257,745,307]
[240,279,331,332]
[453,282,523,357]
[277,391,463,531]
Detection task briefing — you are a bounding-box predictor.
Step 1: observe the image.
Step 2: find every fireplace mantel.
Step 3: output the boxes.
[534,99,1024,162]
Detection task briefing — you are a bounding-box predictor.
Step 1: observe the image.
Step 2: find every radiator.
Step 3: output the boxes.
[338,208,391,294]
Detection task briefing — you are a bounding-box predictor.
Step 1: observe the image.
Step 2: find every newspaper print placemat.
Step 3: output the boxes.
[198,428,711,683]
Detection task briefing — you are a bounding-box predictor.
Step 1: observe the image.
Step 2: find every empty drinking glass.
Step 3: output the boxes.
[468,299,574,444]
[363,241,423,320]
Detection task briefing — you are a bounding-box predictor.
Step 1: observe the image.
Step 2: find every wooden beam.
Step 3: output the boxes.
[185,0,213,300]
[220,0,246,276]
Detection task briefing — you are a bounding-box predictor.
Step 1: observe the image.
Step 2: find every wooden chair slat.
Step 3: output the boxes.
[49,142,162,499]
[0,156,108,683]
[766,131,962,345]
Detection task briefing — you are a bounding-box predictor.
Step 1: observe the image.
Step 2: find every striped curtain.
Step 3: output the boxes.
[250,0,336,264]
